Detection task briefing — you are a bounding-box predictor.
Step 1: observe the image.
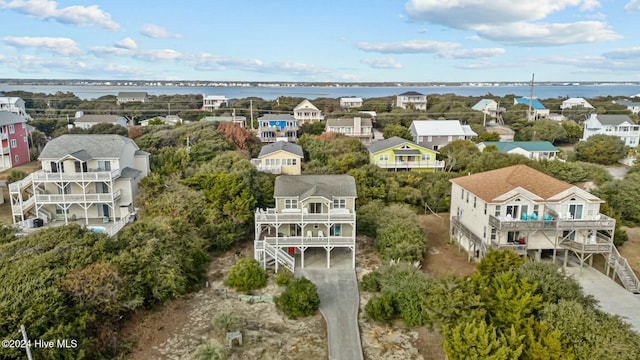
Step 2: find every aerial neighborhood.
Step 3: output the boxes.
[1,88,640,359]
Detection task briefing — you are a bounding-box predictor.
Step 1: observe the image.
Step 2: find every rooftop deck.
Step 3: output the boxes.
[255,208,355,223]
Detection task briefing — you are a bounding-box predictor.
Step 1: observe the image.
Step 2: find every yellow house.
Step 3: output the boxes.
[251,141,304,175]
[367,136,444,172]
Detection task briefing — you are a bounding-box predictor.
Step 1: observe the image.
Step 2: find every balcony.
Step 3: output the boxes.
[263,235,354,247]
[491,240,527,255]
[255,208,355,223]
[560,232,614,253]
[488,213,615,231]
[31,169,121,182]
[0,132,7,140]
[373,160,445,169]
[34,189,122,203]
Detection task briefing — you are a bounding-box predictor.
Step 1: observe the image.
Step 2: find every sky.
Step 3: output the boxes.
[1,0,639,83]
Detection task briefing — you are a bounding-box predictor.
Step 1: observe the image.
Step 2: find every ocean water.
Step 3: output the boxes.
[2,83,640,101]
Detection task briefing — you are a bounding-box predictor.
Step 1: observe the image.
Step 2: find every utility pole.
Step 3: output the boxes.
[250,99,254,130]
[528,73,535,121]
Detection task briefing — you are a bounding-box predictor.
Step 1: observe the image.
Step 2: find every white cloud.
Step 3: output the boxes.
[474,21,620,46]
[140,24,181,38]
[1,0,120,30]
[187,53,264,71]
[3,36,80,55]
[361,57,403,69]
[440,48,506,59]
[602,47,640,59]
[625,0,640,11]
[134,49,183,61]
[263,62,331,75]
[114,37,137,50]
[356,40,459,54]
[88,46,133,56]
[404,0,618,46]
[0,54,87,73]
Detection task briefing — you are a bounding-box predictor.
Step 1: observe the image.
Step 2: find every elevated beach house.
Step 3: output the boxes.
[582,114,640,147]
[477,141,559,161]
[251,141,304,175]
[409,120,477,151]
[254,175,357,272]
[449,165,639,293]
[9,134,150,233]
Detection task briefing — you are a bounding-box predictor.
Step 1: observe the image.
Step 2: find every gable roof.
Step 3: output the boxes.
[325,117,373,127]
[514,98,546,110]
[39,134,139,160]
[367,136,417,153]
[472,99,497,111]
[294,99,320,111]
[0,111,27,126]
[481,141,558,153]
[340,97,363,102]
[595,114,634,126]
[75,114,127,123]
[410,120,473,136]
[450,164,576,202]
[561,97,594,108]
[274,175,357,198]
[258,141,304,158]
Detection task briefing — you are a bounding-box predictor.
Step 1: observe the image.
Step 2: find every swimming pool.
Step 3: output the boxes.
[87,226,106,234]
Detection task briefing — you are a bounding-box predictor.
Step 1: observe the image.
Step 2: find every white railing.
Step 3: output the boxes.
[263,241,295,272]
[609,246,640,293]
[373,160,445,169]
[13,196,35,214]
[255,165,282,174]
[263,236,355,247]
[30,169,121,182]
[34,189,122,203]
[106,216,129,237]
[255,208,355,222]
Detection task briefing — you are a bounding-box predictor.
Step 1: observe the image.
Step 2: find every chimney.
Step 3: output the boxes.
[354,117,361,135]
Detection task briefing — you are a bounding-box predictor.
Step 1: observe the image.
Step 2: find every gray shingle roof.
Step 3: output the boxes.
[75,115,127,123]
[258,114,295,121]
[0,111,26,126]
[367,136,413,153]
[258,141,304,158]
[117,92,148,98]
[121,167,142,179]
[398,91,424,96]
[39,134,139,160]
[325,117,373,127]
[274,175,357,199]
[596,114,634,125]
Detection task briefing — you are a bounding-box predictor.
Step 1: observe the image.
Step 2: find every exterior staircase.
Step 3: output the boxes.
[608,246,640,294]
[254,240,295,272]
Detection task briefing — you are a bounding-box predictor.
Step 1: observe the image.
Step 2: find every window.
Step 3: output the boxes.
[333,198,346,209]
[466,192,469,203]
[55,205,69,215]
[308,203,322,214]
[533,205,539,216]
[484,203,487,215]
[330,224,342,236]
[418,136,423,142]
[495,205,501,217]
[427,136,433,142]
[483,226,487,239]
[10,139,17,148]
[14,155,19,163]
[8,124,14,134]
[490,228,497,241]
[473,196,477,208]
[421,154,431,161]
[448,136,453,141]
[461,189,464,199]
[379,154,389,161]
[284,199,298,209]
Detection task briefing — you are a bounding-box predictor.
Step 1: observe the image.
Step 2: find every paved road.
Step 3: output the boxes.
[297,269,364,360]
[564,265,640,331]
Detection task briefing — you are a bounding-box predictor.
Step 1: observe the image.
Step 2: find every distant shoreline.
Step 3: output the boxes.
[3,79,640,88]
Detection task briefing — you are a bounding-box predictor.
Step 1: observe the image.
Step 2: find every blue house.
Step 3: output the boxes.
[514,98,549,120]
[258,114,298,143]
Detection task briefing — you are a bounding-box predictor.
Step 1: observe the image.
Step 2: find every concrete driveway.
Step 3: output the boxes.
[297,269,364,360]
[564,265,640,331]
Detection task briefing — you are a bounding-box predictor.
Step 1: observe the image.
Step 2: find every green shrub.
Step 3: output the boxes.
[275,277,320,319]
[224,257,267,293]
[375,204,427,262]
[361,271,381,292]
[365,293,396,322]
[194,339,228,360]
[274,269,294,287]
[6,170,27,183]
[212,312,238,333]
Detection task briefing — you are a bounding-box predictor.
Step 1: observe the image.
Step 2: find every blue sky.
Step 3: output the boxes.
[1,0,639,82]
